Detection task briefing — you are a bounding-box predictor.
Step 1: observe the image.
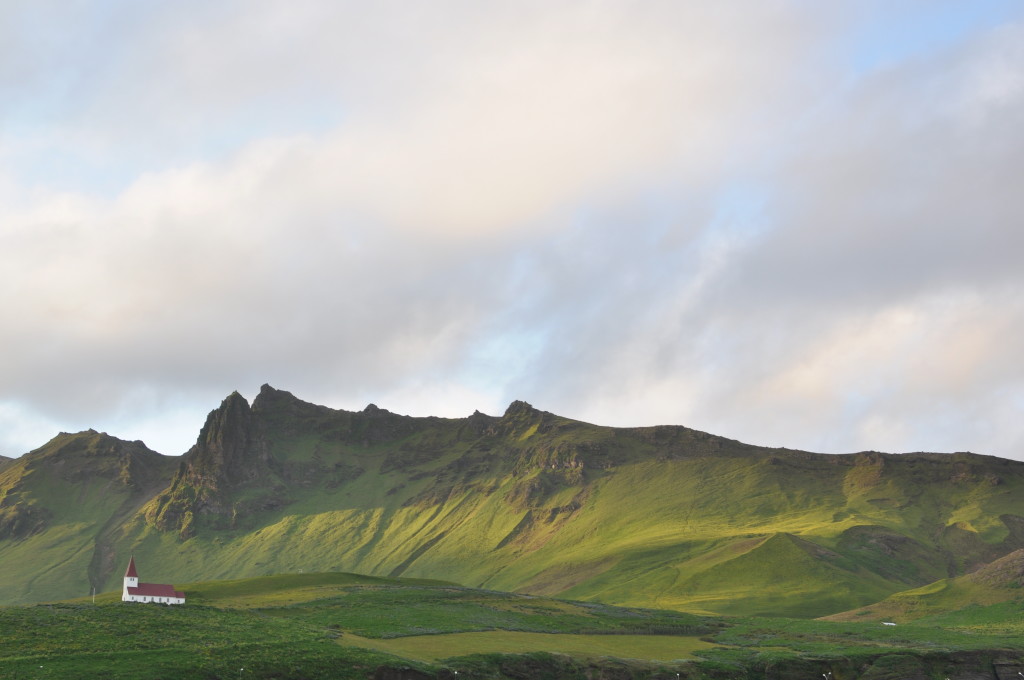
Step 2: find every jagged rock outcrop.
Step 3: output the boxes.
[145,391,278,537]
[183,391,273,490]
[144,384,445,537]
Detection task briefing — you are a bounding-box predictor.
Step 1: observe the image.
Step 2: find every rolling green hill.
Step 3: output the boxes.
[2,384,1024,619]
[824,547,1024,629]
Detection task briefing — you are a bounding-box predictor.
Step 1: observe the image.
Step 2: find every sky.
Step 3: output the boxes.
[2,1,1023,460]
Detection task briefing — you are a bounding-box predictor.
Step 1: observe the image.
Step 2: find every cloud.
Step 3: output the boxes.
[518,19,1024,458]
[0,3,1022,460]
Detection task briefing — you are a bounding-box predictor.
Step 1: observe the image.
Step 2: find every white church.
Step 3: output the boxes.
[121,555,186,605]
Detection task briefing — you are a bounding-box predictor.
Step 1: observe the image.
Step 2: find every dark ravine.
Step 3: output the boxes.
[2,384,1024,619]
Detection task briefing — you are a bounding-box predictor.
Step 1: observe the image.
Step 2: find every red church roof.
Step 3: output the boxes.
[123,556,184,600]
[127,583,185,599]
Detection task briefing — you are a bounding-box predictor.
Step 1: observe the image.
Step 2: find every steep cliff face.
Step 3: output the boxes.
[143,384,455,538]
[145,391,277,537]
[182,391,268,490]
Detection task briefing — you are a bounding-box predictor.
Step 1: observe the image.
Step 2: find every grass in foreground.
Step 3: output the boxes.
[15,572,714,678]
[0,602,421,680]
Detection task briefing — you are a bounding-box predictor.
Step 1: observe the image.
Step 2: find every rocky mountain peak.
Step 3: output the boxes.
[502,400,538,418]
[252,384,297,411]
[1,431,171,542]
[147,390,273,537]
[194,392,251,448]
[252,384,336,421]
[25,429,158,465]
[179,390,268,493]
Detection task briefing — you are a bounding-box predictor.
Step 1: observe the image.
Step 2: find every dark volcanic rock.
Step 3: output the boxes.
[146,391,278,537]
[145,384,433,537]
[183,391,272,490]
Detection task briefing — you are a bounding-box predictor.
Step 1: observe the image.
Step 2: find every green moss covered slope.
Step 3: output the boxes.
[2,384,1023,619]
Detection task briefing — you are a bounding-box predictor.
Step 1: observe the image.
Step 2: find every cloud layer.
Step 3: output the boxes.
[2,2,1022,459]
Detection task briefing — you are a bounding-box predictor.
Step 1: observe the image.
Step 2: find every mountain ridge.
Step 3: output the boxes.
[1,384,1023,617]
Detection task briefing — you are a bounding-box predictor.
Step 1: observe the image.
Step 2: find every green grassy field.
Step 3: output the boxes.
[3,572,716,679]
[84,571,710,638]
[5,570,1023,679]
[0,601,413,679]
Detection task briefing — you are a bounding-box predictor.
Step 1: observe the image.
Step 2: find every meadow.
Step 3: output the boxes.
[3,571,1022,679]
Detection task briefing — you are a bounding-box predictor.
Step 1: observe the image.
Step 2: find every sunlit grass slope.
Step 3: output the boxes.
[121,388,1024,618]
[5,384,1024,619]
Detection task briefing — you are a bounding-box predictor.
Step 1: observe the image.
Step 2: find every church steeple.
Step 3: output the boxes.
[123,555,139,598]
[125,555,138,579]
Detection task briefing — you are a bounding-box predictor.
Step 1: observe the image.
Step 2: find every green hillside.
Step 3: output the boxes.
[2,385,1024,619]
[825,548,1024,630]
[0,431,176,603]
